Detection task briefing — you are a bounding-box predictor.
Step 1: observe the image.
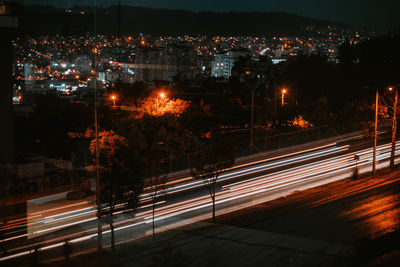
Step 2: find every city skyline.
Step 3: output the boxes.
[2,1,400,266]
[21,0,400,31]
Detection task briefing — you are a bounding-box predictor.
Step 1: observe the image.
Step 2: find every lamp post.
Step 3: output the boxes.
[281,89,287,107]
[111,94,116,108]
[390,87,398,169]
[373,87,397,173]
[373,89,378,174]
[93,0,102,251]
[157,91,166,107]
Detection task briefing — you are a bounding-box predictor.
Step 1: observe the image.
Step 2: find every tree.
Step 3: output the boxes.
[357,35,400,87]
[90,130,144,250]
[115,81,149,105]
[338,42,357,66]
[118,114,198,171]
[190,132,236,222]
[63,240,73,263]
[137,96,190,117]
[146,161,167,240]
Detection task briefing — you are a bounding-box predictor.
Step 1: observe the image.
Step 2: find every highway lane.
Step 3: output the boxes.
[0,134,389,242]
[0,140,347,239]
[0,140,351,242]
[1,135,399,262]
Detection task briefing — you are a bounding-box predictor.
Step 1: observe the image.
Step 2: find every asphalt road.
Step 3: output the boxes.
[215,168,400,265]
[6,166,400,266]
[1,131,400,265]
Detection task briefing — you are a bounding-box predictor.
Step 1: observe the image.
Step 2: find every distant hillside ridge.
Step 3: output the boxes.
[19,5,347,36]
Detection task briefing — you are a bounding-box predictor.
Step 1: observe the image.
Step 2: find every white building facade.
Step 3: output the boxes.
[211,54,235,79]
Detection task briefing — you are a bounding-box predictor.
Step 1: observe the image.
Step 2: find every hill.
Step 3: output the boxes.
[19,5,345,36]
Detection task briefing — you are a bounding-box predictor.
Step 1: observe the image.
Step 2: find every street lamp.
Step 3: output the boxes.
[373,89,378,174]
[157,91,166,106]
[111,94,116,108]
[373,86,398,173]
[281,89,287,107]
[389,87,398,169]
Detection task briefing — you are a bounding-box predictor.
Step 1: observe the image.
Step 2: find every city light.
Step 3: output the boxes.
[111,94,117,108]
[2,4,394,265]
[282,88,287,107]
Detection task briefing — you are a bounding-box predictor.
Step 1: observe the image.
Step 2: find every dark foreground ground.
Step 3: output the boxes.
[8,168,400,267]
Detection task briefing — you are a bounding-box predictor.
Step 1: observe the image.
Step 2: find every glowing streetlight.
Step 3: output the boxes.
[389,86,398,169]
[156,91,167,107]
[281,89,287,107]
[373,89,378,174]
[111,94,116,108]
[373,86,398,173]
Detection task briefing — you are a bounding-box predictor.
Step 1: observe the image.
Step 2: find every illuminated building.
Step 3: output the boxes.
[134,44,199,83]
[211,53,235,78]
[212,48,251,78]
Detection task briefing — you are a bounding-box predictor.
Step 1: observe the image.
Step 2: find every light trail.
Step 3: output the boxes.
[3,142,347,236]
[149,142,340,189]
[30,201,89,216]
[0,142,385,237]
[140,144,349,200]
[1,138,400,263]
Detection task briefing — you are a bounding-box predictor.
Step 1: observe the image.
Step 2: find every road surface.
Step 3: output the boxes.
[1,131,399,264]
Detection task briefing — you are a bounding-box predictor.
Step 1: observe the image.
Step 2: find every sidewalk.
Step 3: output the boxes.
[37,221,354,267]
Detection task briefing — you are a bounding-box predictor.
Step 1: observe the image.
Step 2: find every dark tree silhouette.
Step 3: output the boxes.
[90,130,144,250]
[146,161,167,240]
[190,131,236,222]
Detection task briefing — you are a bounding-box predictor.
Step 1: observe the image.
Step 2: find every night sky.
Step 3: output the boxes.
[22,0,400,31]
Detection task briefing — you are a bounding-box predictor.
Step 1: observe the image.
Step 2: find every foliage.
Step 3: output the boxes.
[292,115,313,128]
[137,96,190,117]
[117,114,199,168]
[90,130,127,169]
[90,130,144,249]
[90,130,143,210]
[114,81,150,105]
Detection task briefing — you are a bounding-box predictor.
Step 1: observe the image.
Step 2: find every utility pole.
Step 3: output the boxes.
[250,88,255,153]
[390,87,398,169]
[93,0,102,251]
[373,89,378,174]
[95,96,102,251]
